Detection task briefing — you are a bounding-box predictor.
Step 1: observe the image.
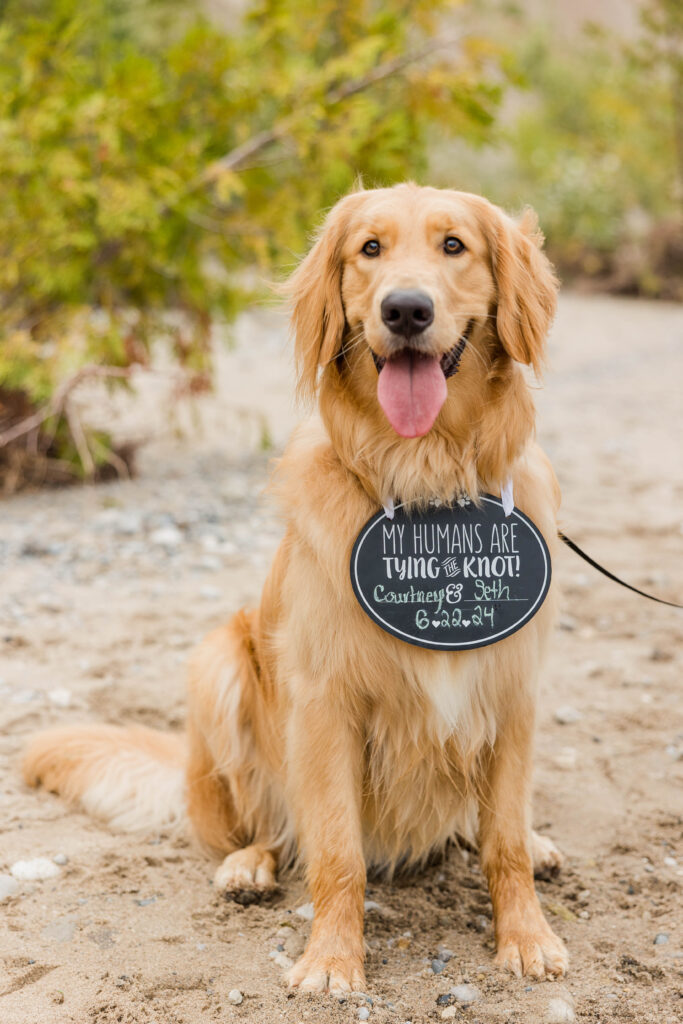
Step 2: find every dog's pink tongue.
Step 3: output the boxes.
[377,351,447,438]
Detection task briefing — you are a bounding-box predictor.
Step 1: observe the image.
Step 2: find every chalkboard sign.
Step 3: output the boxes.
[350,495,551,650]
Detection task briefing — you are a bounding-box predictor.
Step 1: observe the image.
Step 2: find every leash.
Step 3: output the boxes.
[558,531,683,609]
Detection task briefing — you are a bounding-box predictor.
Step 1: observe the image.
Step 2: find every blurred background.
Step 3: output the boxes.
[0,0,680,488]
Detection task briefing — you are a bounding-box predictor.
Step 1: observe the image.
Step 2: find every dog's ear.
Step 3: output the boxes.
[286,192,362,401]
[483,204,558,376]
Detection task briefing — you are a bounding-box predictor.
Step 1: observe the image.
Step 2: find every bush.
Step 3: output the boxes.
[0,0,503,489]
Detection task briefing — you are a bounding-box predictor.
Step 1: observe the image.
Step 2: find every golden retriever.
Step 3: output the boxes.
[23,183,568,993]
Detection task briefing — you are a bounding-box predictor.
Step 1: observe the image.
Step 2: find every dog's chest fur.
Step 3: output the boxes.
[360,650,497,868]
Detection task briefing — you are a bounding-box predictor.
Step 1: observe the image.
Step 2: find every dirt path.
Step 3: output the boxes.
[1,295,681,1024]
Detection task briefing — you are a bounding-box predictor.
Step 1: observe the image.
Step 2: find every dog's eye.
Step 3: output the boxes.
[361,240,380,258]
[443,236,466,255]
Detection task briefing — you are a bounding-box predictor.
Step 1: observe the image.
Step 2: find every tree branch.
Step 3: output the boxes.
[0,365,132,449]
[201,37,461,183]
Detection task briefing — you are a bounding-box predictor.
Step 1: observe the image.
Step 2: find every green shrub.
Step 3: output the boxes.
[0,0,502,488]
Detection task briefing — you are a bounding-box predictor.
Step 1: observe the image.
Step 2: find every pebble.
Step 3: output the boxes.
[437,946,454,962]
[441,1009,457,1020]
[48,688,72,708]
[53,854,69,866]
[357,1009,370,1021]
[450,984,479,1005]
[653,933,669,945]
[295,902,314,920]
[552,746,577,771]
[472,914,490,932]
[546,997,575,1023]
[364,899,382,912]
[11,857,61,880]
[664,856,677,867]
[228,989,243,1005]
[149,526,183,547]
[0,874,19,901]
[431,959,446,974]
[554,706,582,725]
[272,951,293,969]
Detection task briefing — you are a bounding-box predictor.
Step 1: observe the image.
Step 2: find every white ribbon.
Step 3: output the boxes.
[382,496,395,519]
[501,476,514,517]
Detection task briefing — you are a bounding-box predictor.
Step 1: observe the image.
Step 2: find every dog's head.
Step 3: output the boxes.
[287,184,557,440]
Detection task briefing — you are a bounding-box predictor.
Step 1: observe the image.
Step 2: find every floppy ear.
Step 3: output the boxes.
[485,205,558,376]
[285,193,361,401]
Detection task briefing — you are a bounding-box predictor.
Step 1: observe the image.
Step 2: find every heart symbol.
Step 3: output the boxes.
[431,620,440,627]
[462,619,471,627]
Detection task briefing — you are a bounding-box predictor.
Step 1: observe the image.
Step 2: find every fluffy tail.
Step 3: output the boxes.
[23,724,186,832]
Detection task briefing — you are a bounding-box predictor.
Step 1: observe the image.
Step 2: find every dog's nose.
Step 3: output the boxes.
[381,290,434,337]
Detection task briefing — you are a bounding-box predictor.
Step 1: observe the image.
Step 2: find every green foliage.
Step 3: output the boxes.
[0,0,501,485]
[434,0,682,294]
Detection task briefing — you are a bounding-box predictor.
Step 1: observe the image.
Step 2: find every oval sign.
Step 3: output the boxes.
[350,495,551,650]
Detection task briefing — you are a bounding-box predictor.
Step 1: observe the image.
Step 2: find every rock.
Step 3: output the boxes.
[436,994,455,1006]
[554,706,582,725]
[472,914,490,932]
[0,874,19,901]
[364,899,382,913]
[149,526,183,547]
[663,856,677,867]
[273,951,293,969]
[431,959,446,974]
[11,857,61,880]
[357,1009,370,1021]
[437,946,454,962]
[228,989,243,1005]
[53,854,68,866]
[441,1009,457,1020]
[48,688,72,708]
[654,933,669,945]
[450,984,479,1005]
[546,997,575,1023]
[552,747,577,771]
[295,901,314,920]
[283,932,305,959]
[664,745,683,761]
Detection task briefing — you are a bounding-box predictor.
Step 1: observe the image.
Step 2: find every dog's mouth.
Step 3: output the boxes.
[371,321,472,438]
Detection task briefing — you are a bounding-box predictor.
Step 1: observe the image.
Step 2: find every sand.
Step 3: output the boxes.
[0,293,681,1023]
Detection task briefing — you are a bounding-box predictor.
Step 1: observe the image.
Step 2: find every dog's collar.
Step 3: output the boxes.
[370,320,473,379]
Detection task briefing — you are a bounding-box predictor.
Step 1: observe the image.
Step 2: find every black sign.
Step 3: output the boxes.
[350,495,551,650]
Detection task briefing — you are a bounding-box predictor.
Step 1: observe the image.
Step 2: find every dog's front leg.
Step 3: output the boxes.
[478,704,568,980]
[286,693,366,995]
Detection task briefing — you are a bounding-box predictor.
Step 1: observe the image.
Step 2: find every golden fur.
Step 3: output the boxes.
[24,184,568,993]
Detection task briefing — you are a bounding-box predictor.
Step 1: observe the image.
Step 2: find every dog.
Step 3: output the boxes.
[23,183,568,993]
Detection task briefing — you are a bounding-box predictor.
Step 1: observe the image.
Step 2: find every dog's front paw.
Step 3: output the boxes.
[287,947,365,995]
[214,845,278,903]
[495,918,568,980]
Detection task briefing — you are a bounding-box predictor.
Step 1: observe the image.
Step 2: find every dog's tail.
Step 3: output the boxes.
[22,724,186,832]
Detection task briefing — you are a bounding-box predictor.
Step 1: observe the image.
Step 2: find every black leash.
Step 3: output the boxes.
[559,531,683,609]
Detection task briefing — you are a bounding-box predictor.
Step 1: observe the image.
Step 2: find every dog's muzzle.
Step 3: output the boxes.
[370,319,473,378]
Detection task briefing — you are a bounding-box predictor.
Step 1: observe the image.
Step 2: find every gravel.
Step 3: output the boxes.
[228,989,243,1005]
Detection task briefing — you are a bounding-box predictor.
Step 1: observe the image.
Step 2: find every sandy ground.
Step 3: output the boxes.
[1,294,682,1024]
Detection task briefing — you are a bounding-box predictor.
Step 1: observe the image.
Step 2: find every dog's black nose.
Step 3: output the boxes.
[381,290,434,337]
